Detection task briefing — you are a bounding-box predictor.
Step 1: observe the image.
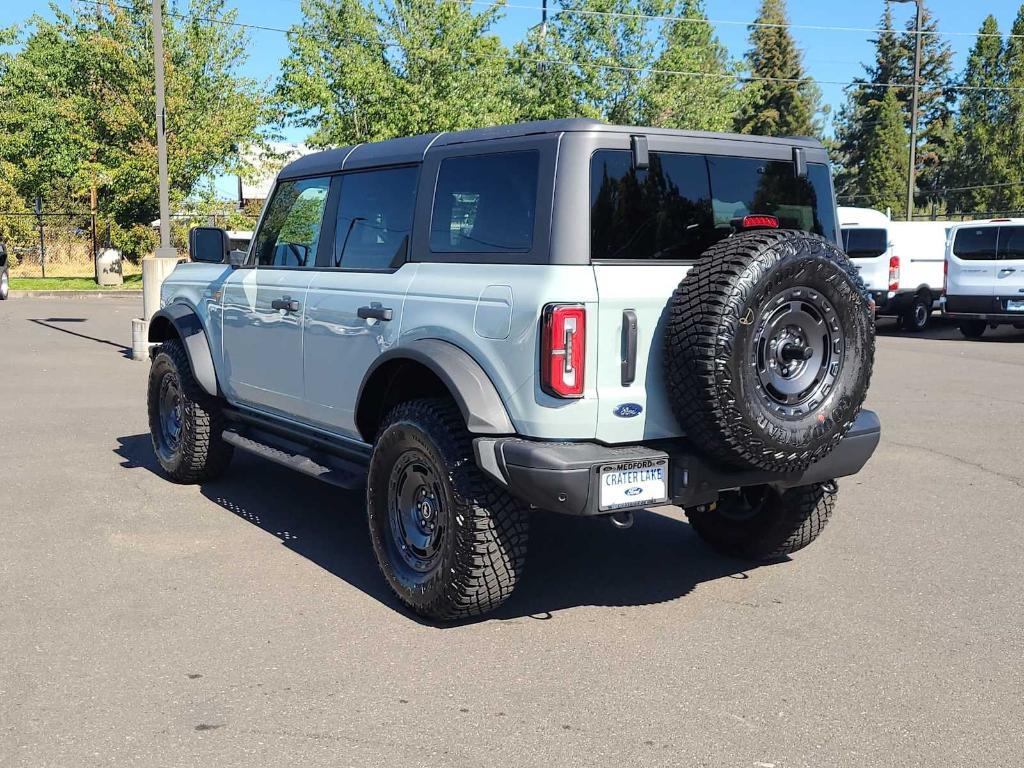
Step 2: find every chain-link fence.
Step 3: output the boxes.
[0,213,116,278]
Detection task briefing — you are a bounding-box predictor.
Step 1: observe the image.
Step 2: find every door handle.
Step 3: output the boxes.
[271,297,301,312]
[999,267,1017,273]
[357,305,393,322]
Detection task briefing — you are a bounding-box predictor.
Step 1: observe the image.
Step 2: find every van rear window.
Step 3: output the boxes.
[841,228,887,259]
[590,150,836,262]
[953,228,998,260]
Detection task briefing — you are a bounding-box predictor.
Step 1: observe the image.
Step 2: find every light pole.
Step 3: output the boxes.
[893,0,924,221]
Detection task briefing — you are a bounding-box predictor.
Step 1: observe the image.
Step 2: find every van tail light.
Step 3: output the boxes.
[889,255,900,292]
[541,304,586,398]
[943,259,948,295]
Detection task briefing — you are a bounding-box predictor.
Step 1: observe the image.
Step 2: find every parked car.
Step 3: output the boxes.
[146,119,879,621]
[943,218,1024,338]
[838,206,947,331]
[0,243,9,301]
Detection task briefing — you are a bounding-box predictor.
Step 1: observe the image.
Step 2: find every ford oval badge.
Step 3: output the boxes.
[624,486,644,496]
[613,403,643,418]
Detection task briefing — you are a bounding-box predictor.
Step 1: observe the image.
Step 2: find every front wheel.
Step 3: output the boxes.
[958,320,987,339]
[686,482,837,561]
[147,339,233,483]
[367,399,528,622]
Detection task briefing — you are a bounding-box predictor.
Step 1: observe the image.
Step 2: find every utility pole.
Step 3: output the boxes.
[135,0,180,360]
[897,0,924,221]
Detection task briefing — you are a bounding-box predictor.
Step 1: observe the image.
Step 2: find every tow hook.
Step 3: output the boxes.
[609,510,634,529]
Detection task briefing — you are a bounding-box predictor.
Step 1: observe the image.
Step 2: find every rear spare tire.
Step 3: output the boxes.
[664,230,874,473]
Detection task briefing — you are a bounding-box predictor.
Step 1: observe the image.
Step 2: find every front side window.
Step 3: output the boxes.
[952,227,998,261]
[590,150,836,262]
[334,166,418,270]
[842,228,888,259]
[430,151,539,253]
[254,177,331,267]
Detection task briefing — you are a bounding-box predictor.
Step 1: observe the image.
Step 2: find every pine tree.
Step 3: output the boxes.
[949,15,1010,213]
[640,0,745,132]
[1001,4,1024,210]
[734,0,820,137]
[860,87,909,217]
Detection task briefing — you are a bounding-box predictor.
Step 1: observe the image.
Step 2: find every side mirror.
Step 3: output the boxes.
[189,226,230,263]
[228,249,248,268]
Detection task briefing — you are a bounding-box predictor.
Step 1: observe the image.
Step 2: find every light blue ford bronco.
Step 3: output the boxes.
[147,119,880,621]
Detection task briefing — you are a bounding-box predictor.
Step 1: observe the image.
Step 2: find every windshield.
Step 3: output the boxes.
[590,149,836,262]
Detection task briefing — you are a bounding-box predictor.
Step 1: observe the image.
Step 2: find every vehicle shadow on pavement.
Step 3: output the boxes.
[115,434,761,625]
[875,316,1024,342]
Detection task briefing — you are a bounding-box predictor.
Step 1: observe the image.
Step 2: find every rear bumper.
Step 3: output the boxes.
[474,410,881,516]
[870,290,911,315]
[944,294,1024,322]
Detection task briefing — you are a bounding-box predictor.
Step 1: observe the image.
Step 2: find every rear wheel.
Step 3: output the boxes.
[958,320,987,339]
[147,339,233,482]
[0,269,9,300]
[686,482,837,560]
[902,292,931,332]
[366,399,528,621]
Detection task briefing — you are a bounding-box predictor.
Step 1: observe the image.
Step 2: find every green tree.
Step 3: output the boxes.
[514,0,672,124]
[860,87,909,217]
[1001,4,1024,210]
[949,15,1010,213]
[277,0,520,147]
[0,1,267,259]
[640,0,745,131]
[735,0,820,137]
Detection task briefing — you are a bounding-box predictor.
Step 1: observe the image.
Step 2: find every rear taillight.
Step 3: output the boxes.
[541,304,586,398]
[889,255,900,292]
[943,259,948,294]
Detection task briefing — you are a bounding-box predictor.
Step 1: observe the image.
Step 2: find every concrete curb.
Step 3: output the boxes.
[9,290,143,299]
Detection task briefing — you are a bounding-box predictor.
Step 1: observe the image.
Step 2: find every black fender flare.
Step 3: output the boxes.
[356,339,515,438]
[148,304,219,398]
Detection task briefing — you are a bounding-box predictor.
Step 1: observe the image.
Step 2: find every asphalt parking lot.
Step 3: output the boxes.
[1,297,1022,768]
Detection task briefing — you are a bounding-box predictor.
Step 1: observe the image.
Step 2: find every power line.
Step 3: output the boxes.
[79,0,1024,93]
[458,0,1024,41]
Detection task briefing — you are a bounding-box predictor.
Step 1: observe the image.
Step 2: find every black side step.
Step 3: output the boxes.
[222,428,368,490]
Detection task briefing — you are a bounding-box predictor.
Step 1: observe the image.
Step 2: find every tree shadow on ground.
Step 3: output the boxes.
[115,433,764,625]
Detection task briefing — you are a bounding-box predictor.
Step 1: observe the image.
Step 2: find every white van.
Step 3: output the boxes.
[944,219,1024,338]
[838,207,948,331]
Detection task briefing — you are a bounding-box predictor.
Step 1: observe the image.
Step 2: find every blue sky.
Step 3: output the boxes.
[2,0,1023,196]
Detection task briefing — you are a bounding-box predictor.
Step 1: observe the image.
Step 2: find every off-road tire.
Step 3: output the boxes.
[147,338,233,483]
[664,230,874,473]
[958,320,987,339]
[903,292,931,333]
[686,482,837,560]
[367,399,528,622]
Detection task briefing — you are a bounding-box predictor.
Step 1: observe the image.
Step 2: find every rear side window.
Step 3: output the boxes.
[952,227,998,260]
[842,228,888,259]
[430,152,538,253]
[333,166,418,270]
[998,226,1024,259]
[590,150,836,262]
[254,177,331,267]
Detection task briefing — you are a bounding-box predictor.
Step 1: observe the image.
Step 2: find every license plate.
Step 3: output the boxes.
[599,459,668,511]
[1008,300,1024,312]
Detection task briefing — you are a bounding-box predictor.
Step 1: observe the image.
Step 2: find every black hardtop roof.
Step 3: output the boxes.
[278,119,824,180]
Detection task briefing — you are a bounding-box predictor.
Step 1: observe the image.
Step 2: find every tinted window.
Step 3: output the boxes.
[590,151,714,261]
[952,227,998,260]
[430,152,538,253]
[254,177,331,267]
[998,226,1024,260]
[333,166,418,270]
[842,228,888,259]
[590,151,836,261]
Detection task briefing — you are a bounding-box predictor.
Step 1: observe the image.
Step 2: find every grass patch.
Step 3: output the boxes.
[11,275,143,291]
